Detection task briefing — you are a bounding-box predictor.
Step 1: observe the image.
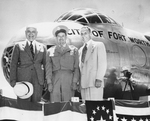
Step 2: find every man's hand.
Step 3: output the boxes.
[71,82,78,90]
[43,82,48,89]
[95,79,102,88]
[10,80,16,87]
[48,83,53,92]
[77,84,81,92]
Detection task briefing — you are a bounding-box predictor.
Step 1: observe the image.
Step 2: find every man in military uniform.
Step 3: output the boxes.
[47,25,80,102]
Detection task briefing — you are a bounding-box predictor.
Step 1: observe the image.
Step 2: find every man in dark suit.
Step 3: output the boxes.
[10,27,52,103]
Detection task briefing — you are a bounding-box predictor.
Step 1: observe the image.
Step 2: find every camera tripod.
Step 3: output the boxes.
[122,78,134,100]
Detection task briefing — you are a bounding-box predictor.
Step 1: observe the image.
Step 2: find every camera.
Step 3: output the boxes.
[122,70,132,79]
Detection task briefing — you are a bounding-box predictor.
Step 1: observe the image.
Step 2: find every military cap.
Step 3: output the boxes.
[53,25,69,37]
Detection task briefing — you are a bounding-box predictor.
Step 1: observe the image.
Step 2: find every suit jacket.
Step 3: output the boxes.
[10,40,51,86]
[79,40,107,88]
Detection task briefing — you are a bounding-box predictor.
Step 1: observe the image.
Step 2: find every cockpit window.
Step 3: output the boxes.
[61,12,72,20]
[86,15,102,24]
[109,17,117,24]
[76,18,88,24]
[74,8,93,15]
[68,15,82,21]
[55,8,119,25]
[56,13,66,21]
[145,35,150,42]
[82,10,93,15]
[99,15,111,23]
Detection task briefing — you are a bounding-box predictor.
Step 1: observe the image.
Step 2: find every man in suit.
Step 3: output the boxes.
[10,27,52,103]
[79,26,107,101]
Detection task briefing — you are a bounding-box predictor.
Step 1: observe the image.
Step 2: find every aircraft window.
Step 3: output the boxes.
[108,17,117,24]
[99,15,111,23]
[86,15,102,24]
[61,12,72,20]
[132,45,146,67]
[76,18,88,24]
[145,35,150,42]
[76,9,93,15]
[55,13,67,21]
[84,11,93,15]
[55,8,120,25]
[68,15,82,20]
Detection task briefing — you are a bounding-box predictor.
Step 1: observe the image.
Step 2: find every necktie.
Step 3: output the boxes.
[30,41,34,58]
[81,44,87,63]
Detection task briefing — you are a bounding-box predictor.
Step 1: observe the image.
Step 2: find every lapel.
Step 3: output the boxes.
[79,46,83,63]
[84,40,95,63]
[79,46,85,70]
[34,41,44,59]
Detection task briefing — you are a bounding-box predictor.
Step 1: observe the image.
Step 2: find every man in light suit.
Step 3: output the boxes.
[10,27,52,103]
[79,26,107,101]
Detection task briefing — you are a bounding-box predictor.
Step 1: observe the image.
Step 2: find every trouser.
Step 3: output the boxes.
[81,87,104,101]
[50,70,74,102]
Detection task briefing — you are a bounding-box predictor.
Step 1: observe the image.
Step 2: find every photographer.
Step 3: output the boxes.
[120,68,135,100]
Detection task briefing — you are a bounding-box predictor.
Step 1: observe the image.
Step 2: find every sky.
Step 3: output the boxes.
[0,0,150,98]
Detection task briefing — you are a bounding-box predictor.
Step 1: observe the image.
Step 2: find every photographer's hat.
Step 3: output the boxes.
[14,81,33,99]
